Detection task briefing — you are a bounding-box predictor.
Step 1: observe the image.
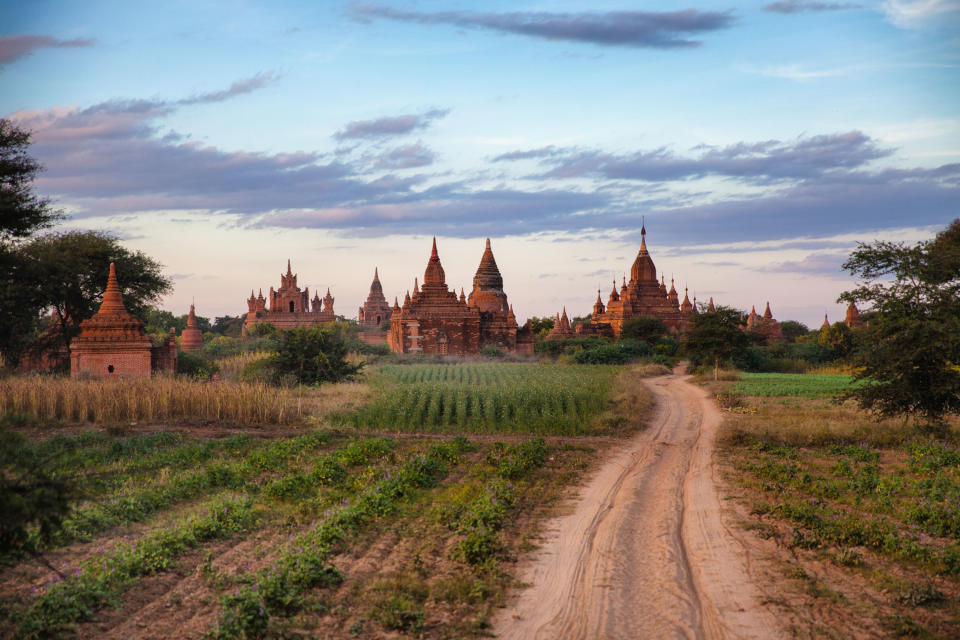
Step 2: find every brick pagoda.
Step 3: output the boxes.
[180,303,203,351]
[358,268,393,328]
[387,238,533,356]
[744,301,783,341]
[71,263,177,378]
[242,260,336,336]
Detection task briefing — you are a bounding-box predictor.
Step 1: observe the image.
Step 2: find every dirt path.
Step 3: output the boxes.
[493,371,782,639]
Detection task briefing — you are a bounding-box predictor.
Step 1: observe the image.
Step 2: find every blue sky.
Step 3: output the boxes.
[2,0,958,327]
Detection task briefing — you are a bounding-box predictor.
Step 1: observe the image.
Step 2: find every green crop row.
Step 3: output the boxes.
[350,364,617,434]
[733,373,860,398]
[214,438,473,639]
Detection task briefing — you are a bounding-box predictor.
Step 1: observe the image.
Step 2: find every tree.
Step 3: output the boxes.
[0,119,62,366]
[840,219,960,424]
[266,326,363,385]
[21,231,172,354]
[817,322,854,358]
[779,320,809,343]
[529,316,555,339]
[682,305,750,379]
[620,316,667,344]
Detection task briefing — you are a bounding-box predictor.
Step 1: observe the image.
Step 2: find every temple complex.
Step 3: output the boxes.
[546,308,575,340]
[573,224,695,337]
[180,303,203,351]
[387,238,533,356]
[358,268,393,328]
[744,302,783,342]
[71,263,177,378]
[242,260,336,336]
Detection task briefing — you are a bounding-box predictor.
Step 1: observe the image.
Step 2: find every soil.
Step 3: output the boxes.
[492,368,784,640]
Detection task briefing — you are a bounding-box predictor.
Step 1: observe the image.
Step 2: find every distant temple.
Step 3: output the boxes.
[180,303,203,351]
[71,263,177,378]
[546,308,575,340]
[242,260,335,336]
[387,238,533,356]
[569,224,695,337]
[845,301,863,327]
[744,302,783,341]
[358,268,393,328]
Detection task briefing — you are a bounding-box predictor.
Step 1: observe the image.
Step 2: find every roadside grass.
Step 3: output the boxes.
[344,363,638,436]
[732,373,861,398]
[719,380,960,638]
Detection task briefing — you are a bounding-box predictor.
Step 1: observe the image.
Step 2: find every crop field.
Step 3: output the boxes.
[0,425,600,639]
[732,373,859,398]
[347,363,621,435]
[720,382,960,638]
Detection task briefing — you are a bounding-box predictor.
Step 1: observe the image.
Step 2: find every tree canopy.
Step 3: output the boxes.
[0,119,61,244]
[682,305,750,379]
[840,219,960,424]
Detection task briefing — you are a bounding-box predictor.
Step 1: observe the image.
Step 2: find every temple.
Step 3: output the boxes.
[572,224,694,337]
[180,303,203,351]
[242,260,336,336]
[844,301,863,327]
[71,263,177,378]
[744,302,783,342]
[387,238,533,356]
[358,268,393,328]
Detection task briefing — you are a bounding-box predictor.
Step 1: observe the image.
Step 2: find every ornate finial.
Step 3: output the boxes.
[430,237,438,260]
[286,259,292,276]
[485,237,491,249]
[641,215,646,236]
[374,267,379,279]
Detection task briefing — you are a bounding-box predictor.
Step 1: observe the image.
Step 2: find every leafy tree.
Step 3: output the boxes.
[779,320,809,343]
[839,219,960,424]
[529,316,555,338]
[0,119,62,366]
[20,231,172,354]
[817,322,855,358]
[265,326,363,385]
[620,316,667,344]
[213,315,245,338]
[683,305,750,379]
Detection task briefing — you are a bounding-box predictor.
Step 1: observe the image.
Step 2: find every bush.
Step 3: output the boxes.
[259,326,363,386]
[620,316,667,343]
[177,350,220,379]
[480,344,505,358]
[572,340,650,364]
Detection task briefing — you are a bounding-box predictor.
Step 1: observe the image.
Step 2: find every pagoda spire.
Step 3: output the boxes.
[99,262,127,314]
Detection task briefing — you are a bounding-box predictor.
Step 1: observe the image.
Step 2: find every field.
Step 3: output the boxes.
[0,362,652,639]
[732,372,859,398]
[346,363,624,435]
[718,376,960,638]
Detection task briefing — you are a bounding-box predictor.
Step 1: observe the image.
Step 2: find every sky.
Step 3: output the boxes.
[2,0,958,329]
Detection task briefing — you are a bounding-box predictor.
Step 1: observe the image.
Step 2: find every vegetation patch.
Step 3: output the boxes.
[732,373,860,398]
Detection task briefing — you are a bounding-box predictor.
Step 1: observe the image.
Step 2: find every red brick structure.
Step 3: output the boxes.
[844,302,863,327]
[242,260,336,336]
[821,313,831,329]
[70,263,177,378]
[358,268,393,328]
[180,303,204,351]
[744,301,783,342]
[546,308,575,340]
[387,238,533,356]
[575,225,694,337]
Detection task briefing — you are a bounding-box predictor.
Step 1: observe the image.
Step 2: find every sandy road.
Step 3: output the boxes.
[493,371,782,640]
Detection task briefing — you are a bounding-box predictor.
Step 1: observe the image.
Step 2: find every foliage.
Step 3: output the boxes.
[817,322,855,358]
[682,305,750,377]
[620,316,667,344]
[780,320,810,343]
[528,316,555,339]
[348,364,618,434]
[535,335,611,358]
[572,339,650,364]
[0,428,74,559]
[18,231,172,355]
[263,326,363,386]
[176,350,220,380]
[0,119,61,244]
[840,219,960,423]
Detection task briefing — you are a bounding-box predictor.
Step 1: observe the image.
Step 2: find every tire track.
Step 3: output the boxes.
[494,371,782,639]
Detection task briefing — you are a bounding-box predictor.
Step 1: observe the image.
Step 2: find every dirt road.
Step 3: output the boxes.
[494,371,782,639]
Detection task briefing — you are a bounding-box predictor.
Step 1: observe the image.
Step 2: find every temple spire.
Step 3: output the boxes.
[286,259,292,276]
[99,262,128,314]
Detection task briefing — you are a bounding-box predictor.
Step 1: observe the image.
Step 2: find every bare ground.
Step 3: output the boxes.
[493,369,783,640]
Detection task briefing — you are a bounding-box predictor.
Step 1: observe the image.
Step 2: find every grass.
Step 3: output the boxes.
[0,375,370,426]
[732,373,860,398]
[719,378,960,638]
[345,363,622,435]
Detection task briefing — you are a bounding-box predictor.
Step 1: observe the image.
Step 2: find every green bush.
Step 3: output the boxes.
[572,340,650,364]
[177,350,220,379]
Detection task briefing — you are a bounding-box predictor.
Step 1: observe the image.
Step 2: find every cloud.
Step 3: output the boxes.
[763,0,860,13]
[333,108,449,140]
[0,34,94,67]
[491,146,572,162]
[375,142,435,169]
[349,4,735,49]
[178,71,281,105]
[499,132,891,183]
[882,0,960,28]
[768,251,851,276]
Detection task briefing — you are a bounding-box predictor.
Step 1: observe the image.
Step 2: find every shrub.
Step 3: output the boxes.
[177,350,220,379]
[572,340,650,364]
[480,344,505,358]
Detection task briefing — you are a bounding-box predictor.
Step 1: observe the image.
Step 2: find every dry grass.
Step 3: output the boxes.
[0,375,371,426]
[212,350,272,381]
[631,363,672,378]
